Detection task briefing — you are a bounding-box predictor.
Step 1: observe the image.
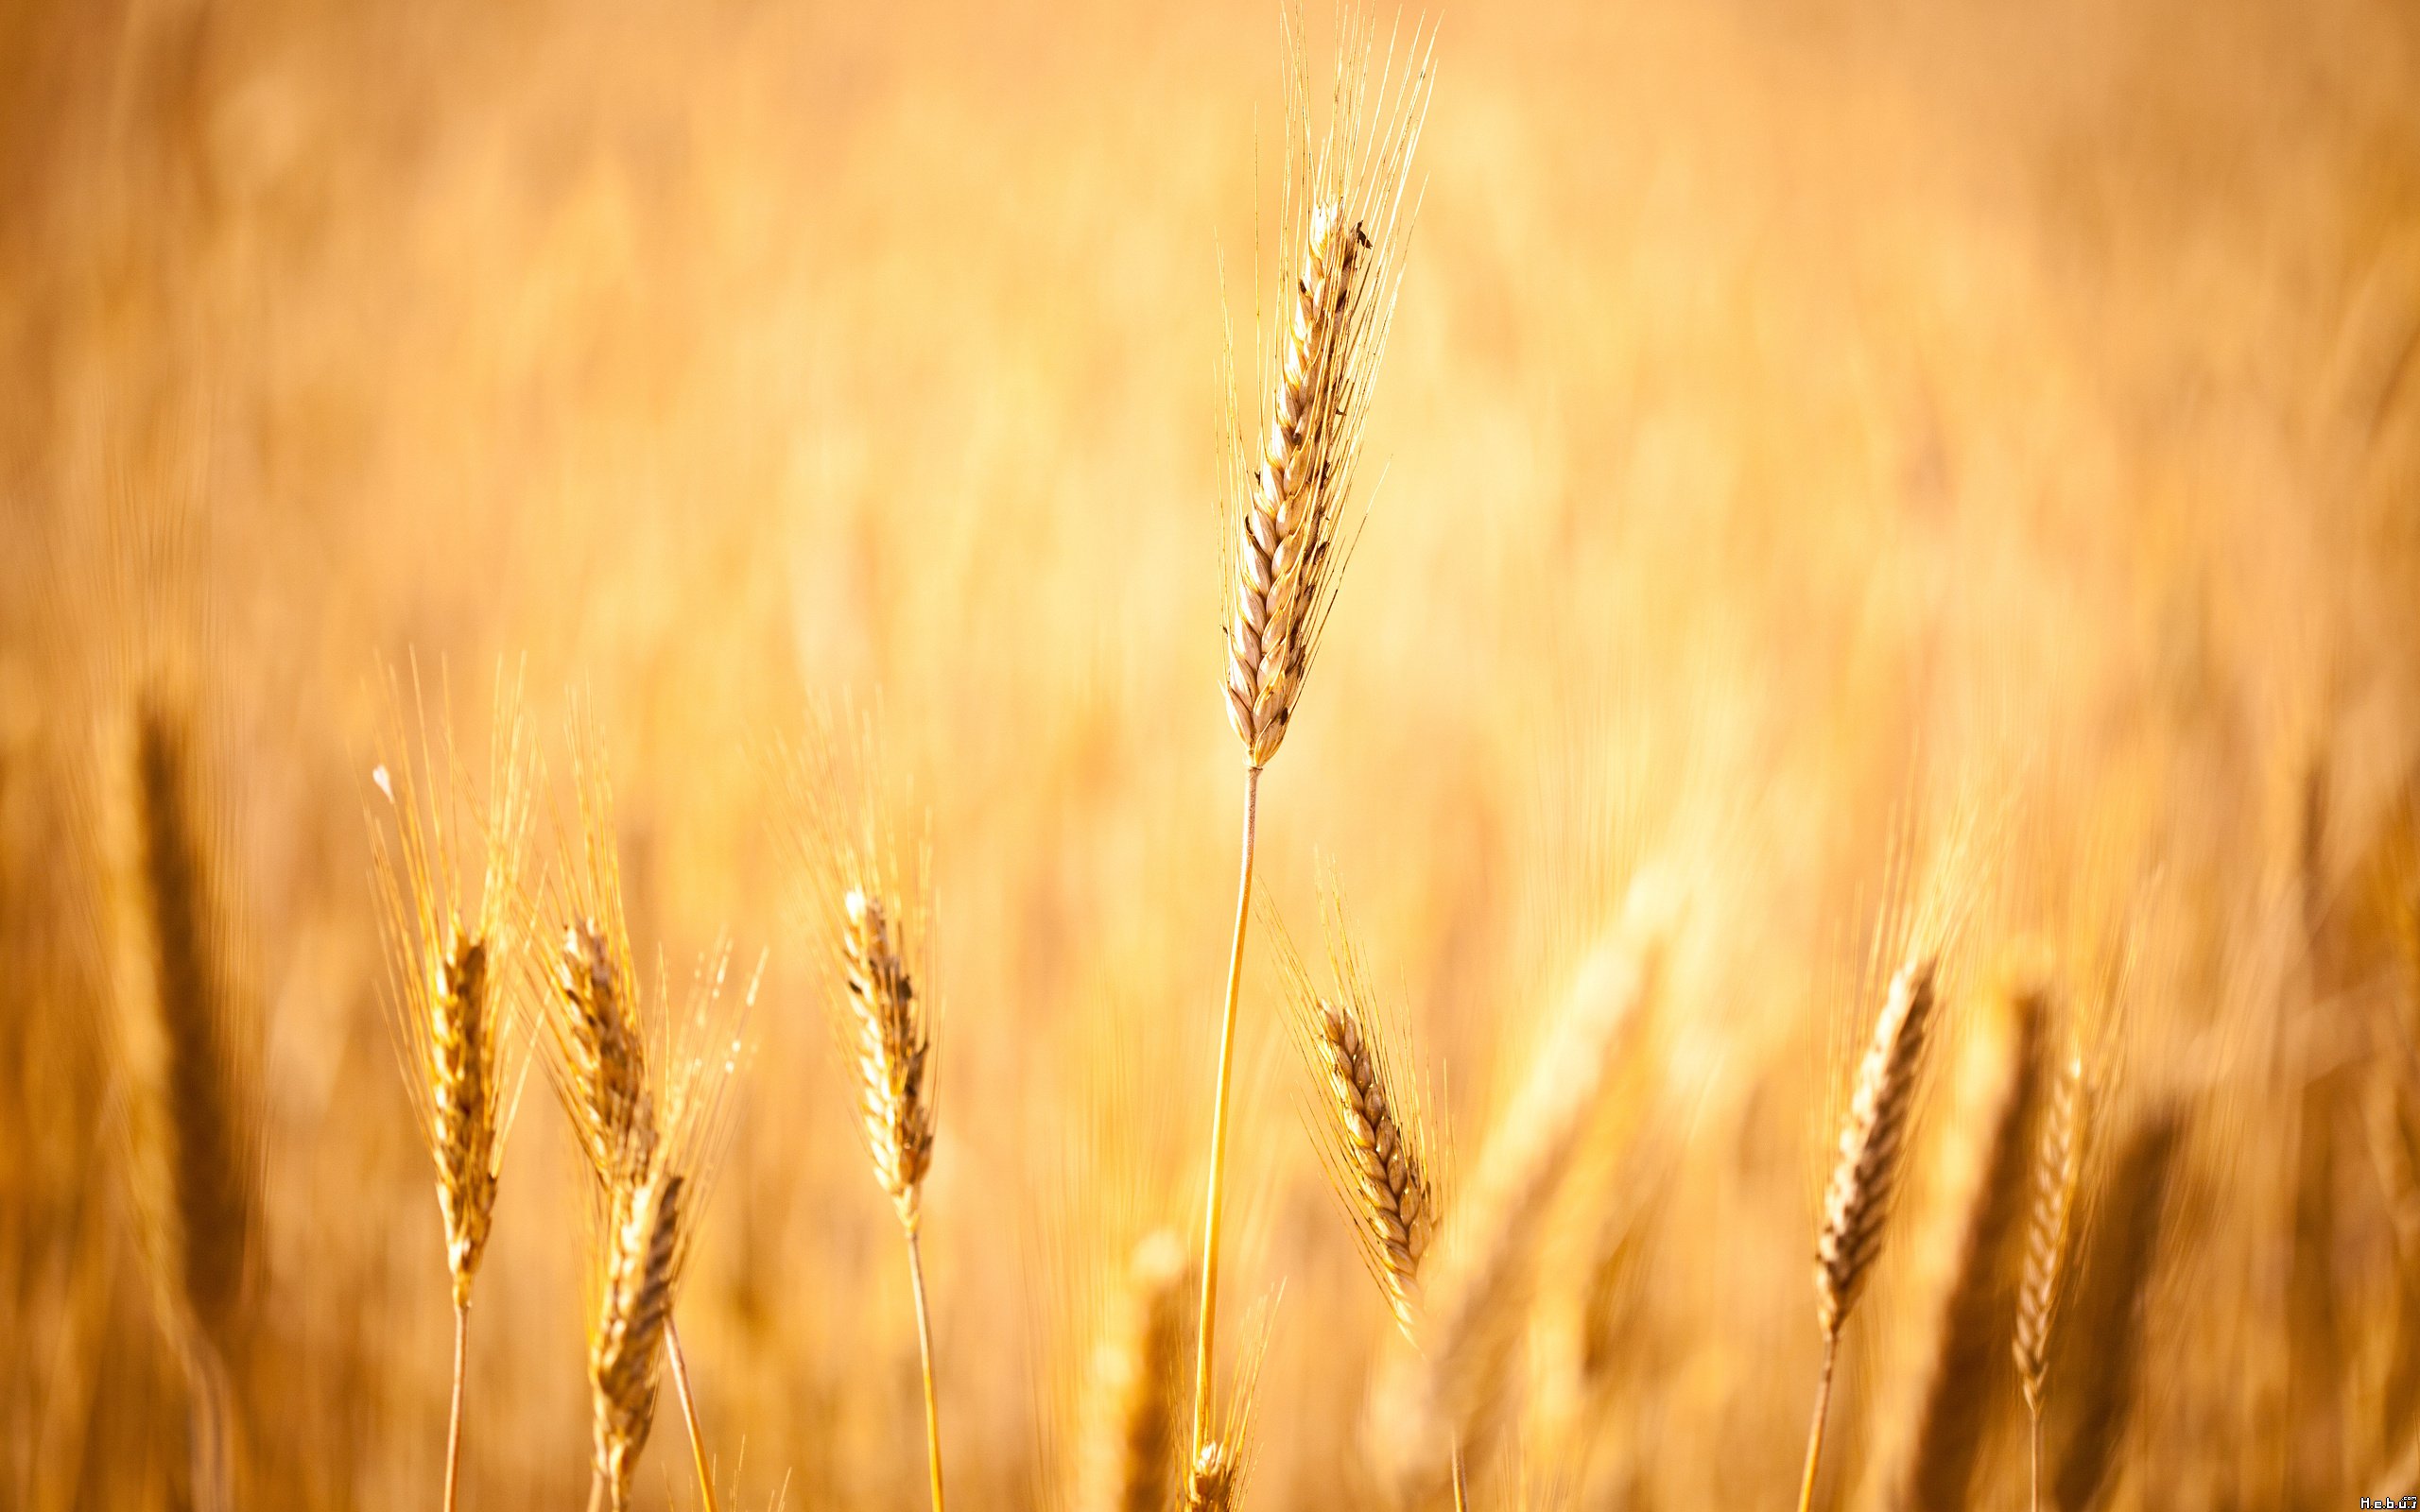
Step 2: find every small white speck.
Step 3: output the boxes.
[372,765,394,800]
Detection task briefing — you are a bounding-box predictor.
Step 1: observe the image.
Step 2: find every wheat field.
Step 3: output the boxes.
[5,0,2420,1508]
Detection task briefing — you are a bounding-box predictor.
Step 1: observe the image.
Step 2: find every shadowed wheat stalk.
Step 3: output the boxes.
[1195,5,1433,1474]
[102,688,256,1512]
[779,713,945,1512]
[1797,955,1941,1512]
[1876,976,2045,1511]
[365,664,538,1512]
[2014,1039,2092,1512]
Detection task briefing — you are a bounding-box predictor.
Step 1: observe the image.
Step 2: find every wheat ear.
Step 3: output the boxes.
[780,715,946,1512]
[582,950,750,1512]
[1079,1231,1192,1512]
[1797,956,1941,1512]
[104,691,254,1512]
[2014,1042,2091,1512]
[1882,979,2045,1511]
[366,664,537,1512]
[1196,7,1432,1470]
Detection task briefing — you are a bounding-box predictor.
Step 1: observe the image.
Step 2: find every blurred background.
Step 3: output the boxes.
[4,0,2420,1507]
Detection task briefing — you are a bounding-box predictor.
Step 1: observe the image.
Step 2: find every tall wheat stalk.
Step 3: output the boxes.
[2014,1041,2092,1512]
[779,715,945,1512]
[1195,8,1430,1472]
[365,664,537,1512]
[1879,977,2045,1510]
[1798,956,1941,1512]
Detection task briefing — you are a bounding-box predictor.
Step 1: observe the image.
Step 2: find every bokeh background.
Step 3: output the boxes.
[6,0,2420,1507]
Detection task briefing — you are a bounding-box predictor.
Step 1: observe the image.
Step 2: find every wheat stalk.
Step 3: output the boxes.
[103,689,255,1512]
[779,714,946,1512]
[1078,1231,1191,1512]
[365,662,537,1512]
[1880,978,2046,1511]
[1797,955,1941,1512]
[1194,6,1433,1473]
[2014,1041,2090,1512]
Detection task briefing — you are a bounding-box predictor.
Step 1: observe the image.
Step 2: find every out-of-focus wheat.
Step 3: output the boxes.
[1873,975,2045,1511]
[101,689,256,1512]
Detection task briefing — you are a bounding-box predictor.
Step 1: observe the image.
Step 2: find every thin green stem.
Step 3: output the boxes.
[1190,764,1263,1464]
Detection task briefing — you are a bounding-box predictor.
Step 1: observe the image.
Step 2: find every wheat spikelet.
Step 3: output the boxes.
[2014,1043,2089,1417]
[556,916,657,1183]
[1220,8,1432,768]
[1078,1231,1191,1512]
[591,1161,686,1511]
[367,664,537,1307]
[843,887,935,1226]
[1880,977,2046,1512]
[1275,903,1443,1340]
[1816,957,1942,1338]
[776,713,945,1509]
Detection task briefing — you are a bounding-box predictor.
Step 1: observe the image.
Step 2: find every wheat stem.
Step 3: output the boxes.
[1449,1440,1468,1512]
[666,1321,716,1512]
[443,1300,467,1512]
[907,1227,946,1512]
[1797,1335,1837,1512]
[1192,764,1263,1464]
[2030,1406,2043,1512]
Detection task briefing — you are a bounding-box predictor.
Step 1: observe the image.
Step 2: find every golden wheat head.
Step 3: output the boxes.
[1221,9,1433,767]
[776,712,939,1228]
[583,949,752,1512]
[1274,903,1443,1340]
[367,662,538,1305]
[1815,955,1941,1339]
[540,731,658,1190]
